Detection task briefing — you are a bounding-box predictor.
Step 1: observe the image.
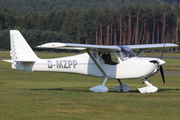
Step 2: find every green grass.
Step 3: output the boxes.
[1,51,180,120]
[0,70,180,120]
[0,51,10,58]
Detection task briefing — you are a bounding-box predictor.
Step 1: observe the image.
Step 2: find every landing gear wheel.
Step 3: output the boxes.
[120,89,123,92]
[138,79,158,93]
[112,84,131,92]
[112,79,131,92]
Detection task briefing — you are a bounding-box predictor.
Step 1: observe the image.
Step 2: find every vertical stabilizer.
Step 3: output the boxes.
[10,30,39,69]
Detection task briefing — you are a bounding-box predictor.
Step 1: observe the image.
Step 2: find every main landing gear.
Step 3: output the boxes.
[89,77,109,92]
[112,79,131,92]
[90,78,131,93]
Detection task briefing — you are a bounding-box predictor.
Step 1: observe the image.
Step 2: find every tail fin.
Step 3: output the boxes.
[10,30,38,61]
[9,30,39,71]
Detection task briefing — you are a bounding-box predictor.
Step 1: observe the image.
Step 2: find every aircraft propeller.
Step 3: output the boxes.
[159,65,165,84]
[159,43,165,84]
[149,43,166,84]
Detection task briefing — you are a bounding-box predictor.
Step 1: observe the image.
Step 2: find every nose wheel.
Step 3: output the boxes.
[138,79,158,93]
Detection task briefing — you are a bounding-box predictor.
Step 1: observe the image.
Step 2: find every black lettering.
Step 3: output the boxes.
[56,60,63,68]
[56,60,59,68]
[47,60,52,68]
[73,60,77,68]
[59,60,63,68]
[63,60,68,68]
[68,60,72,68]
[55,60,77,69]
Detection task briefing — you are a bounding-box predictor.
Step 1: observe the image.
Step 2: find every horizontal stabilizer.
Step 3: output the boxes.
[3,59,36,63]
[13,59,36,62]
[3,60,13,63]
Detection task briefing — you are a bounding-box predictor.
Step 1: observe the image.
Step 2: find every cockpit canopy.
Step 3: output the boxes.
[95,46,136,65]
[118,46,136,61]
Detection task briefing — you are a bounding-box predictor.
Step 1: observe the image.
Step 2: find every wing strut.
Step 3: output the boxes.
[87,49,110,92]
[136,49,145,57]
[86,49,110,79]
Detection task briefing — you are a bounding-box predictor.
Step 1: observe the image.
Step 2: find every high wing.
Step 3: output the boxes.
[36,42,178,51]
[36,42,120,52]
[125,43,178,50]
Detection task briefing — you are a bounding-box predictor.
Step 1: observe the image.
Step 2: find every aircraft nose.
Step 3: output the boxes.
[149,59,166,66]
[158,59,166,65]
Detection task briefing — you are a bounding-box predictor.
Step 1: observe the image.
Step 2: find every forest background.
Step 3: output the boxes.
[0,0,180,52]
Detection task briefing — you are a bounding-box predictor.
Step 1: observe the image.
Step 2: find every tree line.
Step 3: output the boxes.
[0,3,180,51]
[0,0,177,13]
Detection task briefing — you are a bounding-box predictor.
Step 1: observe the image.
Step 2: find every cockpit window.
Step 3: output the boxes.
[99,52,118,65]
[93,46,135,65]
[120,46,136,61]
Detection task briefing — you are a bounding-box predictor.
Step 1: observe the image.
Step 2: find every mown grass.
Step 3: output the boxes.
[1,51,180,120]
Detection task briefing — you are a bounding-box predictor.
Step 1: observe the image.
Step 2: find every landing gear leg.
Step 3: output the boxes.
[102,77,109,86]
[117,79,123,92]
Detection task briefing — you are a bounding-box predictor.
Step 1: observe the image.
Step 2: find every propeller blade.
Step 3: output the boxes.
[159,65,165,84]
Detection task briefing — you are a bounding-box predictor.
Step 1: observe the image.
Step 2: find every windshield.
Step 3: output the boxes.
[119,46,136,61]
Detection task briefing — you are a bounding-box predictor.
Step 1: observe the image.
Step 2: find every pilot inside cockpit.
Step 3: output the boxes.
[100,52,117,65]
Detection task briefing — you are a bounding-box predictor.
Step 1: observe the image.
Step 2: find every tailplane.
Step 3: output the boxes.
[4,30,39,72]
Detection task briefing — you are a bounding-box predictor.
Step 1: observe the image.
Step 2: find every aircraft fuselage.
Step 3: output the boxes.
[31,53,161,80]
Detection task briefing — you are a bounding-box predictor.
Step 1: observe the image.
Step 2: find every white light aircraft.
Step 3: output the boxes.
[3,30,178,93]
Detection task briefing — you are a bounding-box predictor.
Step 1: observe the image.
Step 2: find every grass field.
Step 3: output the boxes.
[1,51,180,120]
